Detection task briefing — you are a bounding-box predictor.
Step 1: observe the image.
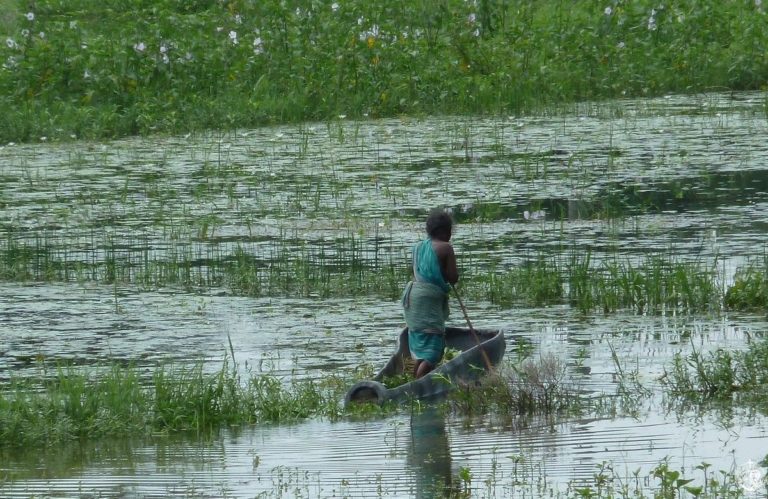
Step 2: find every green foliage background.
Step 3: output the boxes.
[1,0,767,142]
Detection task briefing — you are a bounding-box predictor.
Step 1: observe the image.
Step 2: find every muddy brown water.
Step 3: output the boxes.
[1,92,768,496]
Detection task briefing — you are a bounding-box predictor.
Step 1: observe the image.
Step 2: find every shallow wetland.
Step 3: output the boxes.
[2,92,768,497]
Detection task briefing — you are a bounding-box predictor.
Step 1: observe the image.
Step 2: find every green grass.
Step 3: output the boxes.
[0,0,19,36]
[725,256,768,311]
[0,358,358,448]
[0,233,733,314]
[565,458,750,499]
[2,350,765,497]
[1,0,767,143]
[661,336,768,409]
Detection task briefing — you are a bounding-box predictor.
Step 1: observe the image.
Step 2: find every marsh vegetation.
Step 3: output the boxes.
[2,1,768,496]
[1,0,767,142]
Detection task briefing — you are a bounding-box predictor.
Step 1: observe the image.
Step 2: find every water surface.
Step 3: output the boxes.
[2,91,768,496]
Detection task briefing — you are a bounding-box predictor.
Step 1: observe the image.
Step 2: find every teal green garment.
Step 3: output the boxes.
[411,239,450,292]
[401,238,450,363]
[408,329,445,365]
[401,281,449,335]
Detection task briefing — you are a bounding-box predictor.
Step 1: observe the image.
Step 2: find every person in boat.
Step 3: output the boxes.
[401,209,459,379]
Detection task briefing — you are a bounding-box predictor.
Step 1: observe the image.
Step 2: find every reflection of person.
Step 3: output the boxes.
[401,209,459,379]
[408,406,456,497]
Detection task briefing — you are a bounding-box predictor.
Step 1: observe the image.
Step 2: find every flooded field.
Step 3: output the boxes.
[2,92,768,497]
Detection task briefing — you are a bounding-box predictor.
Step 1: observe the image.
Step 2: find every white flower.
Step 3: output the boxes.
[253,37,263,54]
[648,10,657,30]
[2,56,17,69]
[229,30,238,44]
[357,16,364,25]
[38,32,44,39]
[21,29,29,37]
[25,12,34,21]
[161,53,169,64]
[133,42,146,52]
[468,12,476,23]
[331,2,339,11]
[234,14,242,24]
[83,69,91,79]
[160,45,168,54]
[617,41,625,49]
[69,20,77,29]
[473,28,480,37]
[756,0,762,6]
[604,6,612,15]
[358,24,380,42]
[5,38,17,49]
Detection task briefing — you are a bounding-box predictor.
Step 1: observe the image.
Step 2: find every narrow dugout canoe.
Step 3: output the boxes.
[344,327,506,406]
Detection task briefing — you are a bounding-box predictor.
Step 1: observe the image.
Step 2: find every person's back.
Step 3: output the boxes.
[401,209,458,378]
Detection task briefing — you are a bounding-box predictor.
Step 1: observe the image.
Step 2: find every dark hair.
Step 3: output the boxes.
[425,209,453,237]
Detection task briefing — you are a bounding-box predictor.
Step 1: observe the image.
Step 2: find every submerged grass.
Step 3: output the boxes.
[724,256,768,311]
[468,251,724,314]
[564,458,751,499]
[448,353,587,418]
[1,0,767,142]
[0,357,367,448]
[660,336,768,411]
[0,233,732,314]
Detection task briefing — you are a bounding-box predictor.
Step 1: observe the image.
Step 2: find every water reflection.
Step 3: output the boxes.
[408,405,458,497]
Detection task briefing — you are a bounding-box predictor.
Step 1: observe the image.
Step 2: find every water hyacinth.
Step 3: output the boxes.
[253,36,264,54]
[0,0,767,143]
[648,9,658,30]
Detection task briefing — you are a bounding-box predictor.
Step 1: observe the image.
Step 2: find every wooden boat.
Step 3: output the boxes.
[344,326,506,405]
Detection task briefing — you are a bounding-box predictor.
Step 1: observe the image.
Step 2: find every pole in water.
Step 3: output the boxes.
[450,284,494,372]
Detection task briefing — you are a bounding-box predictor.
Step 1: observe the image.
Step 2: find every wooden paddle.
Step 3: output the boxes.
[450,283,494,372]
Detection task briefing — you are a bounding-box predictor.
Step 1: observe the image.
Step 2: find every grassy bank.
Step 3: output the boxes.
[1,0,766,143]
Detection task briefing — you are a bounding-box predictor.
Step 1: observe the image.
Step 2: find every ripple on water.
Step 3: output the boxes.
[3,92,768,496]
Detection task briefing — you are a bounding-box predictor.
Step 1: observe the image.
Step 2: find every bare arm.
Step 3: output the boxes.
[433,240,458,284]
